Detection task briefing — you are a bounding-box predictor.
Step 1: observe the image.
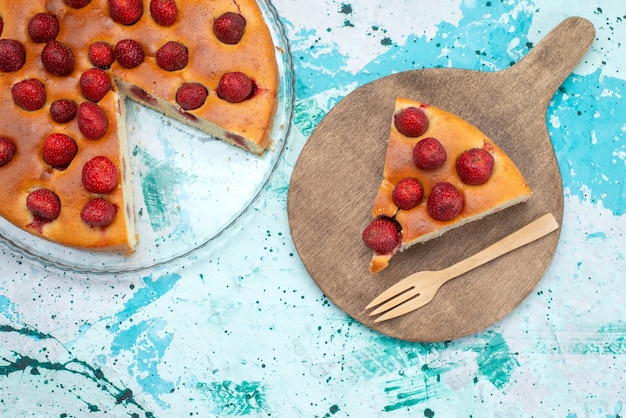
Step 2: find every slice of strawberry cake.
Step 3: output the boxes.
[363,97,532,273]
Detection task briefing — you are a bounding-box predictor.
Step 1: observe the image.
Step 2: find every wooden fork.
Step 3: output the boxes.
[366,213,559,322]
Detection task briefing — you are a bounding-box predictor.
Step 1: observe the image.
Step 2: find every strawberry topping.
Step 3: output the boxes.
[114,39,144,68]
[0,39,26,72]
[77,102,109,140]
[176,83,208,110]
[41,40,75,76]
[156,41,188,71]
[12,79,47,111]
[456,148,495,185]
[42,133,78,170]
[50,99,78,123]
[64,0,92,8]
[217,72,253,103]
[150,0,178,27]
[28,13,60,43]
[362,217,402,255]
[413,137,447,170]
[427,182,464,221]
[392,177,424,210]
[81,198,118,227]
[26,188,61,221]
[82,156,118,194]
[0,136,16,166]
[108,0,143,25]
[394,106,429,137]
[79,68,112,102]
[214,12,246,45]
[88,42,115,68]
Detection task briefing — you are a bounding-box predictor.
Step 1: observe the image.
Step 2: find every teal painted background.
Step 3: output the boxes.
[1,0,625,416]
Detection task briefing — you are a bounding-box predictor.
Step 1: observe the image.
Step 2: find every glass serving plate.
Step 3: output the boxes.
[0,0,294,274]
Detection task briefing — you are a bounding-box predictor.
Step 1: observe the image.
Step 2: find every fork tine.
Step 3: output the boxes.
[373,294,433,322]
[365,277,417,309]
[368,287,420,316]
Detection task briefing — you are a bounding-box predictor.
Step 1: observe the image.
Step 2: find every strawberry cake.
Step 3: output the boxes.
[363,97,532,273]
[0,0,278,253]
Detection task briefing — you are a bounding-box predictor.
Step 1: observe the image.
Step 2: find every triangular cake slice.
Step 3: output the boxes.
[363,97,532,273]
[0,0,278,253]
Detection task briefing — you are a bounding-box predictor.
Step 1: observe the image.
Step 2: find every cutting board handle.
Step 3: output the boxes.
[503,16,595,103]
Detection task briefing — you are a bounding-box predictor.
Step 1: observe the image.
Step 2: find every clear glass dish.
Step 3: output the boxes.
[0,0,294,274]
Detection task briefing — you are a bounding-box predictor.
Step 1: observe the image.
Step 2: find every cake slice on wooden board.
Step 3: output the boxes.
[363,96,532,273]
[0,0,279,253]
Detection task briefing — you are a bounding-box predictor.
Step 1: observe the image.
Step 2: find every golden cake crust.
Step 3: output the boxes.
[0,0,278,252]
[369,97,532,273]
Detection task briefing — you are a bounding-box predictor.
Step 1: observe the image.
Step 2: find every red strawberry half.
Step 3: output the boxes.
[362,217,402,255]
[28,13,60,43]
[394,106,429,137]
[114,39,144,68]
[156,41,188,71]
[81,198,118,227]
[150,0,178,26]
[413,137,447,170]
[456,148,495,185]
[88,42,115,68]
[64,0,92,8]
[108,0,143,25]
[427,182,464,221]
[77,102,109,140]
[42,40,75,76]
[50,99,78,123]
[26,188,61,221]
[12,78,47,111]
[217,72,253,103]
[0,136,17,166]
[392,177,424,210]
[82,156,118,194]
[176,83,208,110]
[0,39,26,72]
[42,133,78,169]
[214,12,246,45]
[79,68,112,102]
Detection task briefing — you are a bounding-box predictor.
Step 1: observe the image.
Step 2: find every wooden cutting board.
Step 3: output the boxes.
[287,17,595,342]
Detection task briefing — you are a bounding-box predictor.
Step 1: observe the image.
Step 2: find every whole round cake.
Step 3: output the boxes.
[0,0,279,253]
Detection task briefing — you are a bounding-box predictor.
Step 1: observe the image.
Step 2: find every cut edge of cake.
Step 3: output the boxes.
[110,67,280,254]
[114,92,139,254]
[115,77,277,157]
[369,191,531,274]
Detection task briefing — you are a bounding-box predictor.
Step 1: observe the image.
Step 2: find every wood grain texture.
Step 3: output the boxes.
[287,17,595,342]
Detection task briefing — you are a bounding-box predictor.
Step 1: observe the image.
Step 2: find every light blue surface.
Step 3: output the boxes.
[1,0,625,416]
